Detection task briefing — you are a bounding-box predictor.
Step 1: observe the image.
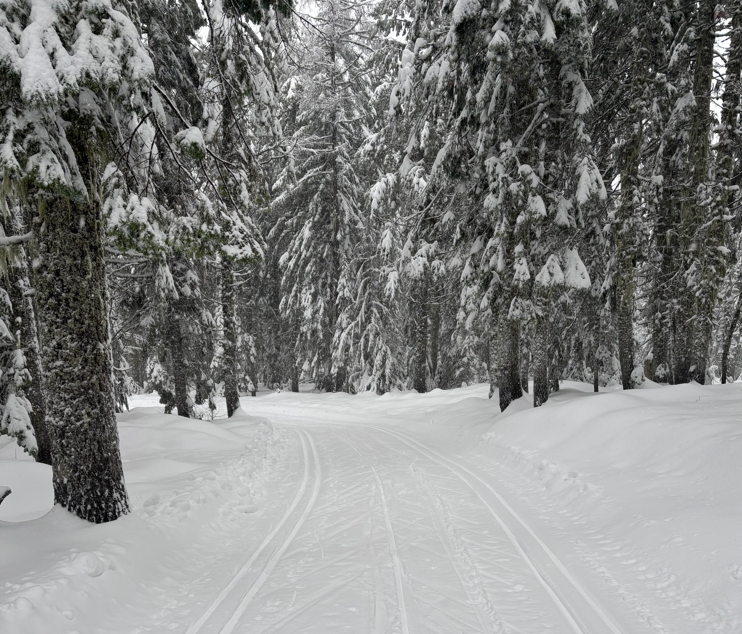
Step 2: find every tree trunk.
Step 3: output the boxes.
[412,276,429,393]
[290,364,299,393]
[717,4,742,386]
[487,335,497,399]
[677,1,718,384]
[651,133,683,384]
[549,338,561,394]
[167,304,190,418]
[616,284,634,390]
[532,318,549,407]
[221,258,240,417]
[615,113,640,390]
[721,297,741,384]
[520,332,529,394]
[496,314,522,411]
[35,192,129,523]
[429,299,440,388]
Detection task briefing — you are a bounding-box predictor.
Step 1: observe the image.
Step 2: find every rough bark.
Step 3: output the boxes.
[167,302,190,418]
[35,188,130,523]
[429,299,440,387]
[651,133,683,384]
[290,364,299,393]
[721,297,742,384]
[717,4,742,386]
[548,337,561,394]
[676,1,717,384]
[496,314,522,412]
[221,258,240,417]
[520,333,529,394]
[615,98,641,390]
[616,282,634,390]
[412,276,429,393]
[532,318,549,407]
[487,335,497,399]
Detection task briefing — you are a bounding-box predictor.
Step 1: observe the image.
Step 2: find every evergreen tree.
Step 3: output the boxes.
[273,0,370,391]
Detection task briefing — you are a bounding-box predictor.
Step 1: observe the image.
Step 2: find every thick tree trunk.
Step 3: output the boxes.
[532,318,549,407]
[35,192,129,523]
[616,286,634,390]
[412,277,429,393]
[717,5,742,386]
[290,364,299,393]
[496,315,522,411]
[429,299,440,387]
[651,136,683,384]
[248,354,258,397]
[487,335,497,399]
[8,250,51,465]
[676,1,717,384]
[167,305,190,418]
[615,120,640,390]
[721,297,741,384]
[549,338,561,394]
[520,333,529,394]
[221,259,240,417]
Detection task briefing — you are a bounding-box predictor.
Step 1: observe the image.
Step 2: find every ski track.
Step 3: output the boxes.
[182,418,653,634]
[339,434,411,634]
[185,427,321,634]
[371,424,626,634]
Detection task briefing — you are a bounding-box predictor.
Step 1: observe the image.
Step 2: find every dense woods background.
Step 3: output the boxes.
[1,0,742,521]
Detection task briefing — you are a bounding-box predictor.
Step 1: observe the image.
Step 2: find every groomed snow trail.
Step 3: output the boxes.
[183,414,659,634]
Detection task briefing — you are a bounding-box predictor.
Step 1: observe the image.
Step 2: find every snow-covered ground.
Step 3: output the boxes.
[1,382,740,633]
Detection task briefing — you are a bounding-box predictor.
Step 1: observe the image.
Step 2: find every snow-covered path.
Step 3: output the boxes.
[2,383,741,633]
[181,417,641,634]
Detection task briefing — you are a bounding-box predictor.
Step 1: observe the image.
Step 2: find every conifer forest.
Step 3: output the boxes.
[3,1,742,632]
[0,0,739,526]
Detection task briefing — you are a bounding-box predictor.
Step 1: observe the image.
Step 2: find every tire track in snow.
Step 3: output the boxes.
[372,425,626,634]
[185,428,321,634]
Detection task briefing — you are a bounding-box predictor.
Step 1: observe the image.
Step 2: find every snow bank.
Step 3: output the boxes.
[0,406,282,633]
[477,382,742,632]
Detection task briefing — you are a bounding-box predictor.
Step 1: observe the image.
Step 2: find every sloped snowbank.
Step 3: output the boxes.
[0,406,282,633]
[476,383,742,632]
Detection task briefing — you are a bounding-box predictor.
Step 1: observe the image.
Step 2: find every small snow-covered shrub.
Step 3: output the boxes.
[630,365,645,388]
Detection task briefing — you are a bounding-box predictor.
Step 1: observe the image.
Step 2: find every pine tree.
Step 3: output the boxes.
[0,0,168,521]
[273,0,370,391]
[716,0,742,384]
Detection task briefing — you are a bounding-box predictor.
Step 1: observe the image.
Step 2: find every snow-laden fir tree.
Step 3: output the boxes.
[201,0,285,414]
[0,0,159,521]
[273,0,370,392]
[399,0,602,408]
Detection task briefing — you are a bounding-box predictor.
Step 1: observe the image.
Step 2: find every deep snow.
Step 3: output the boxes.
[0,382,740,633]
